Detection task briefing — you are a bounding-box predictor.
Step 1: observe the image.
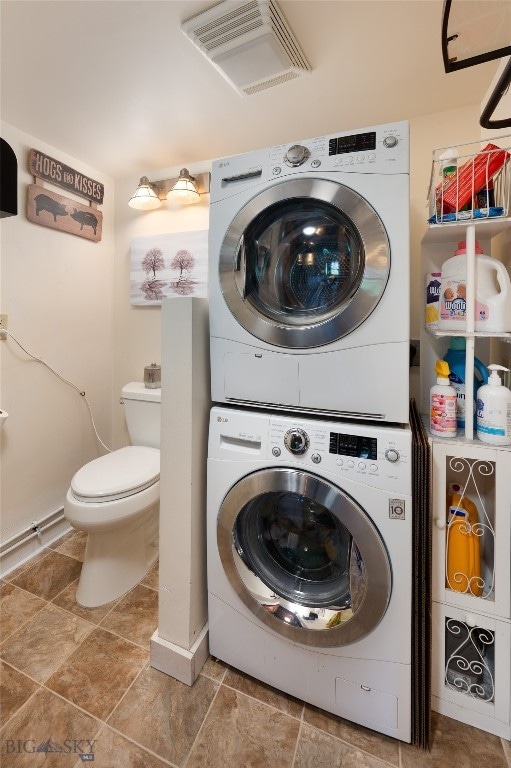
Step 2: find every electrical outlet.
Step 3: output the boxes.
[0,314,7,330]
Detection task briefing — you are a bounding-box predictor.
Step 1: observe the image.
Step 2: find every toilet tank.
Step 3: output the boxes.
[122,382,161,449]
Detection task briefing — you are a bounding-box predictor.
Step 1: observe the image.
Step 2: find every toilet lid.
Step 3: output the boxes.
[71,446,160,502]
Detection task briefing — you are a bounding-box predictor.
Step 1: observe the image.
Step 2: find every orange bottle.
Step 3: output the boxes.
[446,492,482,597]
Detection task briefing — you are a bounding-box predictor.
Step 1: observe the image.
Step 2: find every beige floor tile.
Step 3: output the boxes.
[4,550,51,582]
[99,584,158,648]
[0,603,94,683]
[52,579,119,624]
[400,712,508,768]
[0,687,100,767]
[10,551,82,601]
[200,655,228,682]
[77,725,171,768]
[0,661,40,724]
[108,662,218,764]
[45,627,148,720]
[295,723,393,768]
[52,530,87,562]
[0,582,46,642]
[141,561,158,591]
[502,737,511,766]
[223,666,304,718]
[303,704,400,766]
[186,685,300,768]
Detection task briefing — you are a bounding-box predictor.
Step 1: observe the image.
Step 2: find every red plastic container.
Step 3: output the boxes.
[436,143,510,214]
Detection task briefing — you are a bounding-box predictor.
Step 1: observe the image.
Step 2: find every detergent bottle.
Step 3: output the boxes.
[438,240,511,332]
[430,360,457,437]
[446,491,482,597]
[443,337,489,428]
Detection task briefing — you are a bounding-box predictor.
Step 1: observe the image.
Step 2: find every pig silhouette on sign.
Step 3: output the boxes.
[34,193,68,222]
[70,208,98,235]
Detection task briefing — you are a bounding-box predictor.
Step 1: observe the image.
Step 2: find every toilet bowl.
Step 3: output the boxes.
[64,383,161,608]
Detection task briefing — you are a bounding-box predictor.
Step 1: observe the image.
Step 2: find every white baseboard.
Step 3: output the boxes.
[150,623,209,686]
[0,510,72,578]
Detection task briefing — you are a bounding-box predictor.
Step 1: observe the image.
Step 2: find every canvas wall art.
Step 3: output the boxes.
[130,229,208,305]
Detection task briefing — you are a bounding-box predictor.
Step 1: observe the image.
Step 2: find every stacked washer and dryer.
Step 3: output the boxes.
[206,121,413,742]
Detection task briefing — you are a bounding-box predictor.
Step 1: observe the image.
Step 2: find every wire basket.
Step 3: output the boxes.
[428,135,511,224]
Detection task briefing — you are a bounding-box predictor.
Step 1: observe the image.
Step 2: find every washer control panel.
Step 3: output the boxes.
[268,418,410,493]
[209,407,412,495]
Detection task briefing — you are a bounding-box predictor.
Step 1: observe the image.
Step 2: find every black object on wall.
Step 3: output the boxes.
[0,138,18,217]
[442,0,511,130]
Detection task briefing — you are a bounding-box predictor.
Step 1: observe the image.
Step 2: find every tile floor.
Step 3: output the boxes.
[1,530,509,767]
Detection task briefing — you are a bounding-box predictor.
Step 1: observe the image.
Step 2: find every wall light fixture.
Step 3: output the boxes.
[128,168,210,211]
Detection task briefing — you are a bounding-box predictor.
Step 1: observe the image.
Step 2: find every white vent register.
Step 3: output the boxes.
[181,0,310,96]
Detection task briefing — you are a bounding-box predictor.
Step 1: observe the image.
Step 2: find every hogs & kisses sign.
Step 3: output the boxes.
[27,148,104,242]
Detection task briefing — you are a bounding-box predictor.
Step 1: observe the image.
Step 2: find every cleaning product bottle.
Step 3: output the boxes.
[443,337,489,428]
[438,241,511,332]
[435,148,458,217]
[446,491,482,597]
[440,148,458,180]
[425,272,441,330]
[476,364,511,445]
[430,360,457,437]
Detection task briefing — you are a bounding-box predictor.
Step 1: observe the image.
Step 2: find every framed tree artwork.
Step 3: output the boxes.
[130,229,208,306]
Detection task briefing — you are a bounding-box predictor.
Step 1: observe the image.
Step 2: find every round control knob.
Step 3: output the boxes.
[284,428,310,455]
[284,144,310,167]
[383,135,398,148]
[385,448,400,463]
[311,452,321,464]
[272,446,281,457]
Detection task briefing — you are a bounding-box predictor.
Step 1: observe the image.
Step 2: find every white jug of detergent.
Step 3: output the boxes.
[438,240,511,332]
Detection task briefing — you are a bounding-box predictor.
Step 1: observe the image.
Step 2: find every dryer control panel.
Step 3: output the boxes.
[210,119,409,203]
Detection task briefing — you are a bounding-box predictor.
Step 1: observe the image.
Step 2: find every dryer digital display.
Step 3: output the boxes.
[328,131,376,155]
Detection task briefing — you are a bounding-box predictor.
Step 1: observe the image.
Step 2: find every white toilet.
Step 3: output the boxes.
[64,382,161,607]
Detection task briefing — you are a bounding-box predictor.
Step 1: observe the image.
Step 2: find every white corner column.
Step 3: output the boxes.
[150,297,211,685]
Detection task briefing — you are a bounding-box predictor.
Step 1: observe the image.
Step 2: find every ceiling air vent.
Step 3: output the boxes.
[181,0,310,96]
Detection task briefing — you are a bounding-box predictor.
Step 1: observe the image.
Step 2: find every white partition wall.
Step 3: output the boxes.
[150,297,210,685]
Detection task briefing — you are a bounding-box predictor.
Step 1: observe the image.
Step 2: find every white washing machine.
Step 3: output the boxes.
[207,406,413,742]
[208,121,410,423]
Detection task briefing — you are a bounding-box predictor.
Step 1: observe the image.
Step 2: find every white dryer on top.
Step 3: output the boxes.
[208,120,410,423]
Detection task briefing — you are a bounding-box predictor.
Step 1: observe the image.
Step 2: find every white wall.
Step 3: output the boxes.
[0,122,115,548]
[112,164,211,446]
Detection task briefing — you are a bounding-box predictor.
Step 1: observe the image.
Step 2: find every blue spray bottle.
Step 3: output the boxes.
[444,337,489,428]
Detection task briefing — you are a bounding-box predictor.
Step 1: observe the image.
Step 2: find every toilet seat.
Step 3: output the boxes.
[71,446,160,503]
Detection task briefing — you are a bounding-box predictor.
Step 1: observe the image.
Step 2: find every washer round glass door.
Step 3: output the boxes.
[217,467,392,648]
[219,178,390,349]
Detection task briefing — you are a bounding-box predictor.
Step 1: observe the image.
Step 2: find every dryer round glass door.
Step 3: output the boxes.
[219,178,390,348]
[217,467,392,648]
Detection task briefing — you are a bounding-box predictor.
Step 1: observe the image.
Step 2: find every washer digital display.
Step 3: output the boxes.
[329,432,377,460]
